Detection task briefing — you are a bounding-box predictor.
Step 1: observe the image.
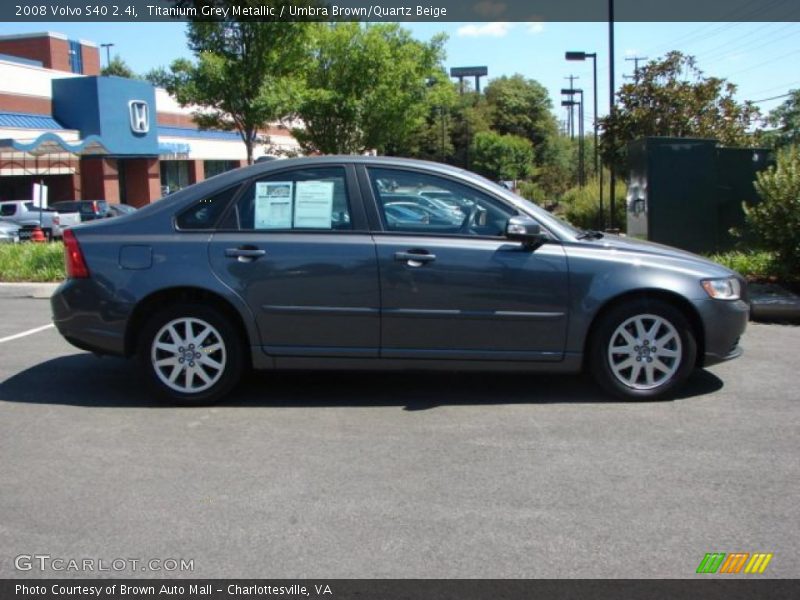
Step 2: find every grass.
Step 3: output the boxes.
[0,241,66,282]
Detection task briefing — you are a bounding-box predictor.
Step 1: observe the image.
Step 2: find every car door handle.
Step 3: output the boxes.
[394,251,436,266]
[225,247,266,261]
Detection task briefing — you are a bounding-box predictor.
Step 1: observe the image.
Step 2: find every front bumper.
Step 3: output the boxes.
[695,297,750,367]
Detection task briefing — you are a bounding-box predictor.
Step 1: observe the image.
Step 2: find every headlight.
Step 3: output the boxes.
[701,278,741,300]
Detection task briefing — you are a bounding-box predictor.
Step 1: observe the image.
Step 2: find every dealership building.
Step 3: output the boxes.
[0,31,300,206]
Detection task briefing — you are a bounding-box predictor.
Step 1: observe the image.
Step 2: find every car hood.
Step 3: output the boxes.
[573,234,739,278]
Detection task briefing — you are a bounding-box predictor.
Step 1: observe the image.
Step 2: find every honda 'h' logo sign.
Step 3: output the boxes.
[129,100,149,134]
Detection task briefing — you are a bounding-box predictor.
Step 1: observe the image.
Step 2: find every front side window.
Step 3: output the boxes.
[368,167,515,237]
[236,167,352,231]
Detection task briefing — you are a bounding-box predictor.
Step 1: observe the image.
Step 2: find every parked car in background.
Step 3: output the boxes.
[51,200,109,222]
[384,199,462,226]
[51,156,749,405]
[0,200,80,240]
[106,203,138,218]
[0,220,20,243]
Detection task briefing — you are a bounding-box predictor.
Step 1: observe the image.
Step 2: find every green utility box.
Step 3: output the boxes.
[626,138,771,254]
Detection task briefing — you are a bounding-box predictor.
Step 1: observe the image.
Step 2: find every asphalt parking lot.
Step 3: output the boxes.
[0,296,798,579]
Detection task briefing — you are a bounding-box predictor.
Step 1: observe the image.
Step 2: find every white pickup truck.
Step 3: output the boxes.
[0,200,81,241]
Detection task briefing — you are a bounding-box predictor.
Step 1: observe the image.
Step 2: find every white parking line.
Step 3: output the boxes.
[0,323,54,344]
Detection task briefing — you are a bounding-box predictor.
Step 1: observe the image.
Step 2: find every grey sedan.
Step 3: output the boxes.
[51,157,749,404]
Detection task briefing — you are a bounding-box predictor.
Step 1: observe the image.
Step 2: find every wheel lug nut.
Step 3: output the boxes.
[179,347,184,352]
[195,353,201,358]
[189,361,195,367]
[636,356,641,361]
[634,346,639,351]
[179,358,184,363]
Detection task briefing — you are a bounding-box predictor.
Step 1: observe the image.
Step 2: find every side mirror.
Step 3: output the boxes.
[506,216,547,248]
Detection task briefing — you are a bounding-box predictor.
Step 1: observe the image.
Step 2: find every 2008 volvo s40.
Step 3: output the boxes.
[52,157,749,404]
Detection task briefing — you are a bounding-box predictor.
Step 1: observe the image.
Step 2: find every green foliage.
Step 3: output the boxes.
[101,55,136,79]
[599,52,760,174]
[483,75,559,164]
[535,134,597,197]
[557,176,627,232]
[293,23,448,155]
[0,242,64,282]
[158,16,311,163]
[766,89,800,149]
[515,181,550,208]
[745,146,800,272]
[470,131,534,181]
[706,250,779,281]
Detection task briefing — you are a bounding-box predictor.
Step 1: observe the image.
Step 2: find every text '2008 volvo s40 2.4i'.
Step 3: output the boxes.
[52,157,749,404]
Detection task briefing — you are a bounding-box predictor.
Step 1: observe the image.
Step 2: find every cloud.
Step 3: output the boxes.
[456,22,544,38]
[457,22,514,38]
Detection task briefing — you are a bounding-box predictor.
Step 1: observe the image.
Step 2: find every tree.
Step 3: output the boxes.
[599,52,760,174]
[156,8,310,164]
[483,75,559,165]
[101,55,136,79]
[292,23,447,155]
[470,131,534,181]
[766,89,800,148]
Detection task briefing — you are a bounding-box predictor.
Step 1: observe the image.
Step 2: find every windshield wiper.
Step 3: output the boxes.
[577,229,605,240]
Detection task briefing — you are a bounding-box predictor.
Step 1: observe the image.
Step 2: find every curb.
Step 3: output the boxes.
[748,283,800,324]
[0,282,60,299]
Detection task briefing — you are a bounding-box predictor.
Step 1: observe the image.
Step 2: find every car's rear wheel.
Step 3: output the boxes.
[138,304,243,405]
[590,299,697,400]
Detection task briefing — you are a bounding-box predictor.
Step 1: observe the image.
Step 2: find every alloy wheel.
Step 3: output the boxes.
[150,317,227,394]
[607,313,683,391]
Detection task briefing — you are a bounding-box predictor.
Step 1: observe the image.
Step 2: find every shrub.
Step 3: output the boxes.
[470,131,534,181]
[0,241,65,282]
[558,176,627,232]
[707,250,779,281]
[745,146,800,272]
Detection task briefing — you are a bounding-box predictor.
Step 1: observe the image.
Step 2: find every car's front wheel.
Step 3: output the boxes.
[138,304,244,404]
[590,299,697,400]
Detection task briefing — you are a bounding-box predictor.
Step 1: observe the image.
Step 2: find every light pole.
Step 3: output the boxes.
[100,43,114,67]
[566,50,602,227]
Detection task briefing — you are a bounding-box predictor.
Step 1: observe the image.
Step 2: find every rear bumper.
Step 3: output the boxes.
[51,279,130,357]
[695,297,750,367]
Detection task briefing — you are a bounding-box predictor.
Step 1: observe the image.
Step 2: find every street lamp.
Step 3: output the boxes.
[100,43,114,67]
[566,50,603,227]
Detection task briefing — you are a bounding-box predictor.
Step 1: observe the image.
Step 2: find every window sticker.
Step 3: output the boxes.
[294,180,335,229]
[254,181,293,229]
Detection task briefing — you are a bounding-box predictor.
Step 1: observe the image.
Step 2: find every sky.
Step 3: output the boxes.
[3,20,799,128]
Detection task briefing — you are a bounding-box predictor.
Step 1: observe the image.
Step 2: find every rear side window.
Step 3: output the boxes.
[1,204,16,216]
[236,167,352,231]
[175,185,239,230]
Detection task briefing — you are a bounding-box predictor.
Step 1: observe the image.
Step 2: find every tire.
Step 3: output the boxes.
[138,304,244,405]
[589,299,697,400]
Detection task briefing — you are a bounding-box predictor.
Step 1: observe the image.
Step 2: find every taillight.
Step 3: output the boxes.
[63,229,89,278]
[53,214,60,226]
